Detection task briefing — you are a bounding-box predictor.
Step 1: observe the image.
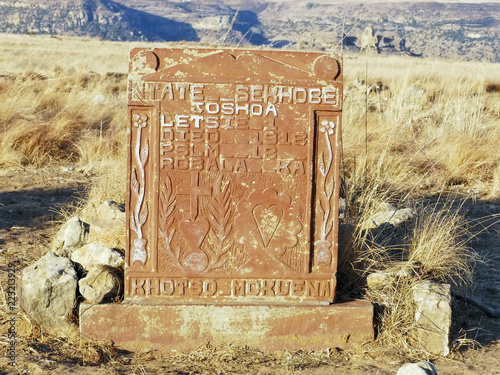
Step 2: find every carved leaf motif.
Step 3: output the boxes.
[159,228,167,241]
[130,213,138,234]
[325,218,333,237]
[204,176,234,272]
[131,169,139,195]
[139,202,148,226]
[318,153,326,176]
[317,199,326,220]
[326,179,334,199]
[140,140,149,166]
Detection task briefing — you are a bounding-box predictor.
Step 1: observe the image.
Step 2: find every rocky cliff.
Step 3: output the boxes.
[0,0,200,41]
[1,0,499,62]
[0,0,266,43]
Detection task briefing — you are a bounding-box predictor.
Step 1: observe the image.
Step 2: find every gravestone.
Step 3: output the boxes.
[80,48,373,351]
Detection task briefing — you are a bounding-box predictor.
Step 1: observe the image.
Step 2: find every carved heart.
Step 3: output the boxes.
[179,218,209,251]
[252,204,283,247]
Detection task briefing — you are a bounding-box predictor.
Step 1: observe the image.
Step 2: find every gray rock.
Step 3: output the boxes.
[19,252,78,338]
[79,265,122,304]
[71,243,124,271]
[52,216,89,257]
[367,82,389,94]
[413,281,452,356]
[397,361,437,375]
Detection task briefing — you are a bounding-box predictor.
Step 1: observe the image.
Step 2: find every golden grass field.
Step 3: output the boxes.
[1,33,500,374]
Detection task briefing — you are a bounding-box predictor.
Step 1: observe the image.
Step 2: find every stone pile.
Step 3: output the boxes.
[364,203,452,357]
[19,201,125,338]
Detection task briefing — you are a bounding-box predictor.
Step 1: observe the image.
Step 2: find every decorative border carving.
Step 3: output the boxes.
[315,119,337,266]
[130,113,149,264]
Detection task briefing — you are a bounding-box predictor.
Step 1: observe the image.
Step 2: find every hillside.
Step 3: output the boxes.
[0,0,499,61]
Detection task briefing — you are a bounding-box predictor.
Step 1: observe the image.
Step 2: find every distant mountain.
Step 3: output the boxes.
[1,0,499,62]
[0,0,198,41]
[0,0,269,44]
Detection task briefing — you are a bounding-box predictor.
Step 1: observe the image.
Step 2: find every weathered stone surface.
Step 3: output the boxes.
[397,362,438,375]
[413,281,452,356]
[126,48,343,305]
[52,216,89,257]
[80,300,374,352]
[19,252,78,338]
[71,243,124,271]
[88,200,126,249]
[79,266,123,304]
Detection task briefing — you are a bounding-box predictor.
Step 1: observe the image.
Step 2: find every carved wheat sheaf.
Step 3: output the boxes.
[159,178,185,272]
[130,114,149,264]
[203,176,234,272]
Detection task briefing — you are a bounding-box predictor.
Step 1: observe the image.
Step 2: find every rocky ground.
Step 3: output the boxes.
[1,166,499,374]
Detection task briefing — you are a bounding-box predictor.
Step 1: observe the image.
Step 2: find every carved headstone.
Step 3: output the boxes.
[81,48,374,351]
[125,48,343,304]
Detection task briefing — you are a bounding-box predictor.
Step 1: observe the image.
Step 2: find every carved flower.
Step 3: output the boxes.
[133,114,148,128]
[320,120,335,135]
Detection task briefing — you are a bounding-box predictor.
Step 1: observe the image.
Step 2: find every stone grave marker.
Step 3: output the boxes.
[126,48,342,304]
[80,48,374,351]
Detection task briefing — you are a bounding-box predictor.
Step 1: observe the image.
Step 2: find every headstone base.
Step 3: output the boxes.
[79,300,374,352]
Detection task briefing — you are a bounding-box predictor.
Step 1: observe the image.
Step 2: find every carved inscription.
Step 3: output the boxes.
[158,83,320,175]
[129,278,335,300]
[126,48,342,304]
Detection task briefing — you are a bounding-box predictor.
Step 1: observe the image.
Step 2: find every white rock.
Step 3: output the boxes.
[71,243,124,270]
[339,197,347,219]
[79,266,122,304]
[96,200,125,222]
[397,361,437,375]
[89,200,126,249]
[19,252,78,338]
[363,207,415,229]
[53,217,89,257]
[408,86,426,96]
[353,78,365,88]
[90,94,107,105]
[413,281,452,356]
[366,271,396,288]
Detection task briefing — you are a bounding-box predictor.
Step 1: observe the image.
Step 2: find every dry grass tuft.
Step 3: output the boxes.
[408,202,473,285]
